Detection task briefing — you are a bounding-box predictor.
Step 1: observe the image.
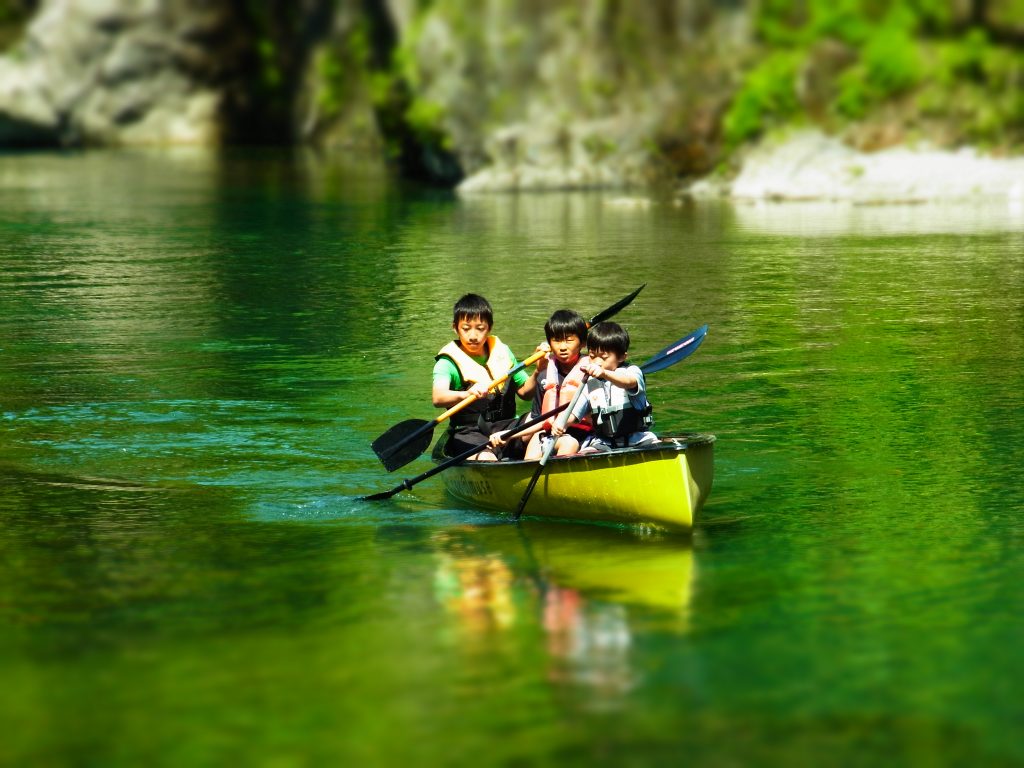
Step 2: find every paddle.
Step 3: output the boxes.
[514,372,591,520]
[371,284,646,472]
[361,323,709,505]
[513,323,709,520]
[361,403,570,501]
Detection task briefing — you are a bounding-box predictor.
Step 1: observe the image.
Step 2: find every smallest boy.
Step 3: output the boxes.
[552,321,659,453]
[433,293,534,460]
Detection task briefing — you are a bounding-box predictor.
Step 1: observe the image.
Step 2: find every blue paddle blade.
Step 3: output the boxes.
[640,325,707,374]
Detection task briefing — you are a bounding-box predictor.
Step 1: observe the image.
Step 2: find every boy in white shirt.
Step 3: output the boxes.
[552,321,659,453]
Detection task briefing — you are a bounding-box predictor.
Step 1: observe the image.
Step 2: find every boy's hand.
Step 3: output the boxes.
[489,430,509,448]
[535,342,550,356]
[551,423,566,437]
[582,361,605,379]
[468,381,492,399]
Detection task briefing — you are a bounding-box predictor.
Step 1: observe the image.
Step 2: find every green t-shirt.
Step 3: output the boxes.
[432,342,529,391]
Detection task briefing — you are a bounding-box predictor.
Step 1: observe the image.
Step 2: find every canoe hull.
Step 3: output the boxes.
[438,435,715,532]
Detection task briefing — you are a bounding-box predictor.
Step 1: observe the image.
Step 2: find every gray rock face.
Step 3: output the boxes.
[0,0,231,146]
[396,0,746,191]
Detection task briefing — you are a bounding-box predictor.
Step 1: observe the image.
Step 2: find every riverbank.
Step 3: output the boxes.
[455,129,1024,204]
[683,129,1024,204]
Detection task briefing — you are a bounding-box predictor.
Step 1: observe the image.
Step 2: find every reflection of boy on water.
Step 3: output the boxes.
[543,588,634,702]
[434,549,516,635]
[432,294,537,460]
[432,540,634,702]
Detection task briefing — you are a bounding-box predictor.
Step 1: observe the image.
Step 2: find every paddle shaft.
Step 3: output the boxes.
[514,371,592,519]
[362,403,570,501]
[432,348,545,425]
[372,349,548,472]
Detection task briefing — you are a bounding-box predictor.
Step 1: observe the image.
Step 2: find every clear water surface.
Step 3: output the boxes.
[1,149,1022,766]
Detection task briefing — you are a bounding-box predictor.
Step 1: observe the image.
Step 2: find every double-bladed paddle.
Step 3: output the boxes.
[361,402,570,501]
[513,323,709,520]
[370,284,646,472]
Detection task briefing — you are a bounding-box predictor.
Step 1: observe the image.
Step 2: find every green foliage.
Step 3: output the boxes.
[937,27,1012,85]
[749,0,936,127]
[582,134,617,162]
[257,38,282,90]
[723,51,802,146]
[0,0,32,51]
[756,0,878,47]
[828,7,921,117]
[807,0,878,46]
[314,49,346,116]
[938,31,977,84]
[366,70,387,108]
[864,23,921,90]
[756,0,957,46]
[930,35,1024,146]
[405,98,450,150]
[313,22,375,119]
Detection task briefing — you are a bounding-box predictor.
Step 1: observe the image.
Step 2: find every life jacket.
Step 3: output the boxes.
[436,336,516,428]
[540,354,592,431]
[584,368,654,441]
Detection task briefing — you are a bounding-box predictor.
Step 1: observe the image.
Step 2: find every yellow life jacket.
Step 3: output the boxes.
[436,336,516,427]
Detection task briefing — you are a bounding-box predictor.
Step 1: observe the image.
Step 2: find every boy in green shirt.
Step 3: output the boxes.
[432,294,536,460]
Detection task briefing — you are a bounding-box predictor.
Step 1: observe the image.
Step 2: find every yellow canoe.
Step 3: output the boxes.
[435,434,715,533]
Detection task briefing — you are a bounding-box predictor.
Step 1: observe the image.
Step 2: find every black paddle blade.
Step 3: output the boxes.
[371,418,436,471]
[362,402,571,504]
[589,283,645,325]
[361,486,403,502]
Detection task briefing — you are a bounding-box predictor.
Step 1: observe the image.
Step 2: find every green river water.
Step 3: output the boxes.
[1,149,1022,766]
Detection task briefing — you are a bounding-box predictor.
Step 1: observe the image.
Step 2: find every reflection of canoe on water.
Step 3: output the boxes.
[435,521,696,616]
[434,434,715,533]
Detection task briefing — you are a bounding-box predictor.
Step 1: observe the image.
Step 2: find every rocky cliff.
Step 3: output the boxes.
[0,0,745,185]
[1,0,1022,199]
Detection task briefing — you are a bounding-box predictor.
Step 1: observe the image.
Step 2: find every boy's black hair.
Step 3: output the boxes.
[452,293,493,326]
[587,321,630,357]
[544,309,588,342]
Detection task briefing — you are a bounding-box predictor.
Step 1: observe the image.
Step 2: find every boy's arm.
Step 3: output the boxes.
[432,359,490,407]
[491,417,545,447]
[515,366,539,399]
[553,397,590,437]
[514,342,548,400]
[585,363,640,393]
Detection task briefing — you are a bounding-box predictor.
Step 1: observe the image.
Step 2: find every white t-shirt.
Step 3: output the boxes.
[570,364,649,421]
